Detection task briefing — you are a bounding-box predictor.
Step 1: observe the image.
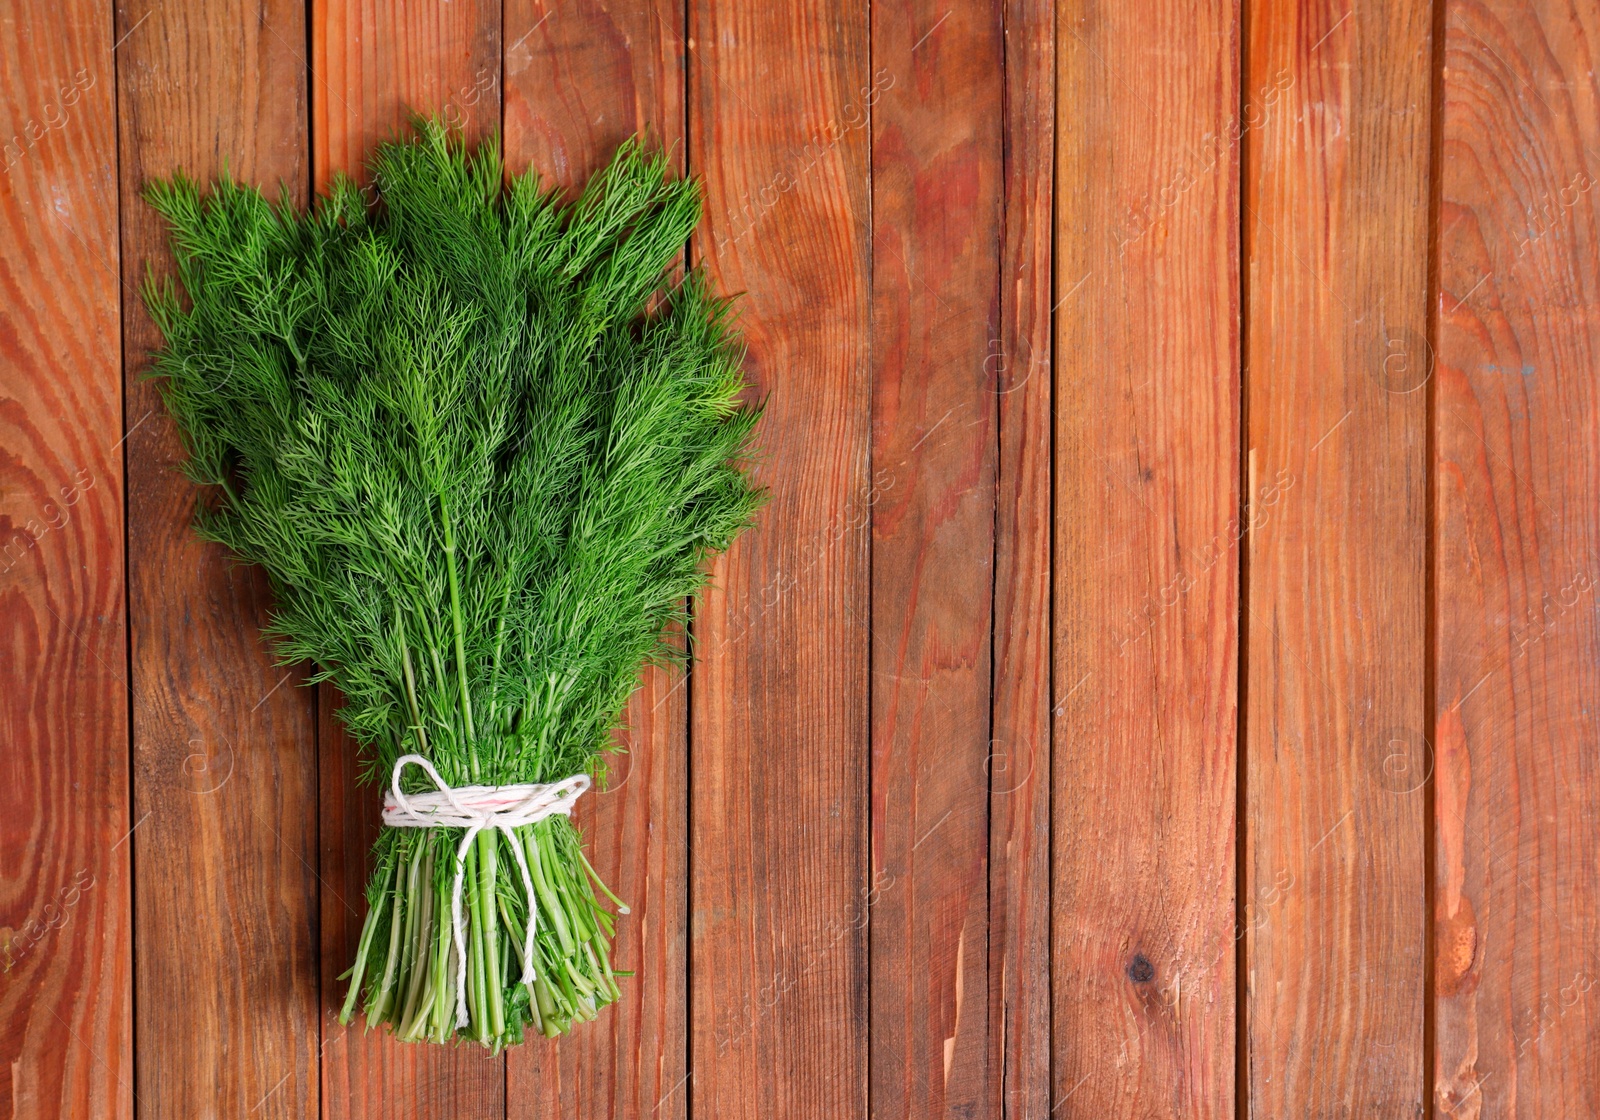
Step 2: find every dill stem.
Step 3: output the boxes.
[339,862,389,1024]
[464,843,486,1042]
[398,845,435,1032]
[593,931,619,1000]
[578,846,630,913]
[485,575,516,738]
[430,885,454,1042]
[396,606,429,756]
[476,830,505,1038]
[496,895,529,973]
[525,826,573,955]
[438,497,479,780]
[534,976,560,1037]
[394,841,423,1023]
[371,866,406,1023]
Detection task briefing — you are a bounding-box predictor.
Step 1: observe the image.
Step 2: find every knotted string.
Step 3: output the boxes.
[382,753,591,1028]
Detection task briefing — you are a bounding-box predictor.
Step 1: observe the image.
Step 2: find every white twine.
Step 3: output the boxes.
[382,753,590,1028]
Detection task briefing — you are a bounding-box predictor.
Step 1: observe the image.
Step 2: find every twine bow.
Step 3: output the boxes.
[382,753,590,1027]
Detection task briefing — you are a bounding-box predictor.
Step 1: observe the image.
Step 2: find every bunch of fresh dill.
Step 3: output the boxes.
[143,119,763,1048]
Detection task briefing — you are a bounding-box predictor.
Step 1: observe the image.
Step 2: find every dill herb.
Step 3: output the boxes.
[144,119,763,1048]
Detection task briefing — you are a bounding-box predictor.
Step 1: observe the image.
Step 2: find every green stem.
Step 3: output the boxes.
[370,859,407,1024]
[393,841,423,1025]
[465,842,485,1041]
[593,931,620,1001]
[397,606,429,756]
[398,845,435,1033]
[525,826,574,956]
[438,496,479,779]
[477,830,505,1039]
[553,964,586,1019]
[484,573,516,736]
[578,846,629,914]
[431,870,455,1042]
[497,895,530,976]
[339,867,388,1024]
[532,975,560,1037]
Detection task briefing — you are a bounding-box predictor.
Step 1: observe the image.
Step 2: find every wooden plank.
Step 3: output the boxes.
[0,2,129,1117]
[502,0,683,201]
[115,2,320,1116]
[310,3,508,1117]
[867,0,1002,1114]
[1433,2,1600,1115]
[500,0,689,1114]
[1051,1,1238,1115]
[1242,0,1432,1112]
[986,0,1053,1111]
[312,0,502,187]
[688,0,872,1113]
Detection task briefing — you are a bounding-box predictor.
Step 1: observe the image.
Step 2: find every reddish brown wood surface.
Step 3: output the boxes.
[501,0,689,1115]
[0,2,130,1117]
[1052,1,1240,1115]
[1434,1,1600,1115]
[311,3,509,1117]
[868,0,1003,1115]
[312,0,501,189]
[987,0,1054,1113]
[1243,0,1433,1112]
[117,2,321,1117]
[15,1,1600,1116]
[688,0,873,1115]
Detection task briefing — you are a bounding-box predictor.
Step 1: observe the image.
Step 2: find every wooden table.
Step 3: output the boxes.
[3,0,1596,1115]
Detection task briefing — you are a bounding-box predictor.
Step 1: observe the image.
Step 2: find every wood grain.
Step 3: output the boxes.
[1242,0,1432,1112]
[1052,1,1239,1115]
[312,0,501,191]
[26,1,1600,1113]
[116,2,321,1117]
[0,2,129,1117]
[1433,1,1600,1115]
[868,0,1002,1115]
[503,0,683,202]
[987,0,1054,1111]
[311,2,508,1116]
[501,0,689,1113]
[688,0,873,1114]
